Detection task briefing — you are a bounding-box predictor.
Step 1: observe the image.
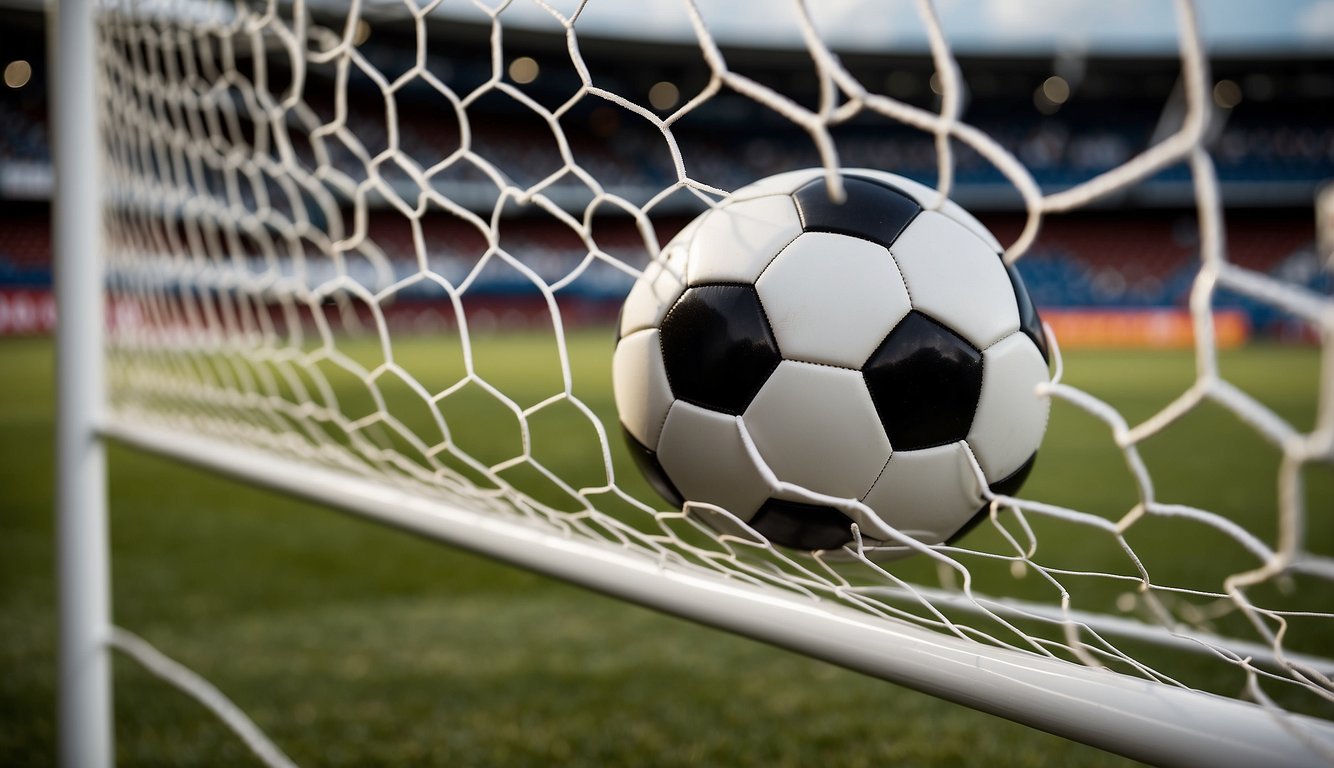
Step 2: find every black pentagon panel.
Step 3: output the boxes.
[946,452,1038,546]
[792,176,922,249]
[750,498,857,551]
[660,284,781,416]
[1005,263,1050,364]
[863,310,984,451]
[622,426,684,508]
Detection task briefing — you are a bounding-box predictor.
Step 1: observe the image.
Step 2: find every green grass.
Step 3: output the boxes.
[1,333,1329,766]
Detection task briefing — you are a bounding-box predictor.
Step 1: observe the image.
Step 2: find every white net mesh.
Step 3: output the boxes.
[98,0,1333,740]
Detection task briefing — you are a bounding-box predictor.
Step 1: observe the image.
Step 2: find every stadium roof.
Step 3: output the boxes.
[410,0,1334,58]
[4,0,1330,57]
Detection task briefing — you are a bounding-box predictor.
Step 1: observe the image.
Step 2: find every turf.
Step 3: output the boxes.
[0,333,1328,766]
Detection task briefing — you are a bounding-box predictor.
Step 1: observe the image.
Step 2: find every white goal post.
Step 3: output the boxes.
[52,0,1334,766]
[53,0,111,764]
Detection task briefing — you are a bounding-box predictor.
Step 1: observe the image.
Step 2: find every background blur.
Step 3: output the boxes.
[2,0,1332,344]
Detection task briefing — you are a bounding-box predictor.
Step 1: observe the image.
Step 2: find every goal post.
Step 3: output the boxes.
[53,0,1334,765]
[1320,181,1334,268]
[51,0,112,765]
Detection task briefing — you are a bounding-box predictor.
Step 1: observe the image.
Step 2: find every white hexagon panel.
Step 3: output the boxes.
[729,168,825,200]
[656,400,773,522]
[742,360,891,499]
[756,232,912,369]
[891,210,1020,350]
[618,235,691,339]
[860,441,986,545]
[687,195,803,286]
[611,328,673,449]
[967,331,1051,483]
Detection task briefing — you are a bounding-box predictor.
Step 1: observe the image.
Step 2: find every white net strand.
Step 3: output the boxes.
[107,627,299,768]
[97,0,1333,752]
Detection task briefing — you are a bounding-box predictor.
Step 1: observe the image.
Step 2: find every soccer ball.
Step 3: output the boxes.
[613,169,1051,559]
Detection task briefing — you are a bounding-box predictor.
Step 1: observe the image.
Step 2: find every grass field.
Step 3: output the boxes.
[1,331,1329,766]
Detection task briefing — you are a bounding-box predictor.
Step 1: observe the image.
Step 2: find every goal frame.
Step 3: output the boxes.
[50,0,1334,766]
[101,420,1334,768]
[53,0,112,765]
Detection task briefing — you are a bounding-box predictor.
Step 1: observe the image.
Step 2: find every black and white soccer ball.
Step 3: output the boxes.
[613,169,1051,559]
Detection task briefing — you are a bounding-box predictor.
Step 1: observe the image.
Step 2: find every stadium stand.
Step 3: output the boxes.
[1,5,1330,340]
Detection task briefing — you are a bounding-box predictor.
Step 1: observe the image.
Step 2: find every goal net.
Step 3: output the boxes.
[83,0,1331,763]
